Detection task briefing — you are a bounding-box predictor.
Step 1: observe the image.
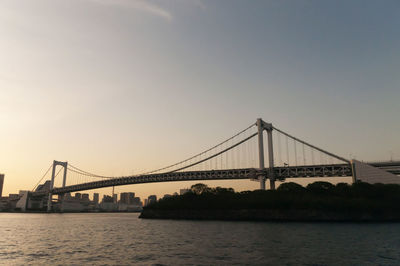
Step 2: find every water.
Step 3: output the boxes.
[1,213,399,265]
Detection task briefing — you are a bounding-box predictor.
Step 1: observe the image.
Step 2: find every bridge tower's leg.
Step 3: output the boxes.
[266,127,275,190]
[257,118,266,190]
[60,162,68,212]
[47,160,57,212]
[62,162,68,188]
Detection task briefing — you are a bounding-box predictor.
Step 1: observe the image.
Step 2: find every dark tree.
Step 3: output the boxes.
[306,181,334,193]
[191,183,211,195]
[277,182,305,192]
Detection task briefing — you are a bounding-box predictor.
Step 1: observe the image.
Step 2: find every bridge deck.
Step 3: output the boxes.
[31,164,356,196]
[368,161,400,175]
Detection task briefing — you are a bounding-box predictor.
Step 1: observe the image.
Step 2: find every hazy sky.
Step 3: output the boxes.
[1,0,399,199]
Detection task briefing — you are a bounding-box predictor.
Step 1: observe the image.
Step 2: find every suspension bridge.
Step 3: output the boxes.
[27,118,400,212]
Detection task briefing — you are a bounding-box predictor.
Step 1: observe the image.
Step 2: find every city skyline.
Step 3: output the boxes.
[1,0,399,198]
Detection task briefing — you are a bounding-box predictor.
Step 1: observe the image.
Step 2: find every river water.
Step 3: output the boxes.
[0,213,399,265]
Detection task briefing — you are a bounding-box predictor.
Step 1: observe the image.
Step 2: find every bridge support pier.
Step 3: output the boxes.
[266,127,275,190]
[257,119,266,190]
[60,164,68,212]
[47,160,68,212]
[257,119,275,190]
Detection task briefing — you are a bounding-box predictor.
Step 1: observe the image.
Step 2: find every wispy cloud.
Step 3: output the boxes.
[89,0,173,21]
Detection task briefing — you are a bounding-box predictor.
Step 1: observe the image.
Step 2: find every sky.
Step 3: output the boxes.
[0,0,399,200]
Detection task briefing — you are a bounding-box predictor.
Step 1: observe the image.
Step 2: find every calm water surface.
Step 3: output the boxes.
[1,213,399,265]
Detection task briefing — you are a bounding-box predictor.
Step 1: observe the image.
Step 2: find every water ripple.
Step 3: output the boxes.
[0,213,400,265]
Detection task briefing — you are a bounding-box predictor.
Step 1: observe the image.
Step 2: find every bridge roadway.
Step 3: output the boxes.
[368,161,400,175]
[31,161,400,196]
[31,163,356,196]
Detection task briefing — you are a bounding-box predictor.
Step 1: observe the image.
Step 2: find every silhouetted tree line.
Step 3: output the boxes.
[145,181,400,212]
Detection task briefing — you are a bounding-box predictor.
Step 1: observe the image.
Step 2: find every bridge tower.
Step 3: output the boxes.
[257,118,275,190]
[47,160,68,212]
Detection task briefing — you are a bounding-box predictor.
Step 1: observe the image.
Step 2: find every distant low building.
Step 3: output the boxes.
[0,194,21,211]
[100,195,117,211]
[0,197,8,211]
[118,203,142,212]
[82,194,90,201]
[100,202,118,211]
[15,191,29,211]
[27,195,46,211]
[9,194,20,200]
[58,197,85,212]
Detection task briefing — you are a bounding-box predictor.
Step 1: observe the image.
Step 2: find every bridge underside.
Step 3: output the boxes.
[31,164,355,196]
[275,164,352,179]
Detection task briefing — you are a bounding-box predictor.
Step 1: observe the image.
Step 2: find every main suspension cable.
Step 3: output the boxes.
[32,164,53,191]
[68,165,112,179]
[142,123,256,174]
[168,132,258,173]
[273,126,350,163]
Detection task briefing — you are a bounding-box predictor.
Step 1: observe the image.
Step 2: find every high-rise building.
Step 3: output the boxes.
[0,174,4,198]
[102,195,114,203]
[82,194,89,201]
[133,197,142,206]
[128,192,135,204]
[147,195,157,205]
[75,193,81,199]
[120,192,129,204]
[93,193,99,204]
[100,195,117,211]
[120,192,136,204]
[113,194,118,203]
